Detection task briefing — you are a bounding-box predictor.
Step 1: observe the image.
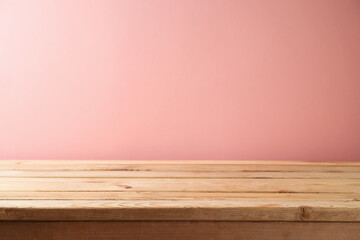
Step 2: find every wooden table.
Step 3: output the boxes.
[0,160,359,239]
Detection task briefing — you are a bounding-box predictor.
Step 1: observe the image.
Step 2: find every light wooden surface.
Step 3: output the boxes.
[1,160,359,222]
[1,160,360,239]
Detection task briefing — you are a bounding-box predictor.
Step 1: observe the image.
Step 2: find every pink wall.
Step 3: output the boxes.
[0,0,359,161]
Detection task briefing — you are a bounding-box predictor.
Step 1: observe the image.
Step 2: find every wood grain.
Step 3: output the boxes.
[1,178,359,193]
[1,221,360,240]
[0,160,359,222]
[1,199,360,221]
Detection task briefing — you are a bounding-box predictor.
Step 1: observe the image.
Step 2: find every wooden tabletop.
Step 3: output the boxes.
[1,160,360,222]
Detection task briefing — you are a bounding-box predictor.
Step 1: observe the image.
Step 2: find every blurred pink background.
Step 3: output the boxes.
[0,0,359,161]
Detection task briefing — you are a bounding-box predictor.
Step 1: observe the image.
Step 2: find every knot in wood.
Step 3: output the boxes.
[299,206,312,221]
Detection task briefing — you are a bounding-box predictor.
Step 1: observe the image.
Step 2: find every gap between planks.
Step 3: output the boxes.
[1,192,359,201]
[1,170,359,178]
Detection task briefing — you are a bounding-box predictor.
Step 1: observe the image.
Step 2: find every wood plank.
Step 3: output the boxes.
[1,178,359,193]
[0,199,360,221]
[1,164,360,172]
[1,191,359,200]
[1,170,360,178]
[1,221,360,240]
